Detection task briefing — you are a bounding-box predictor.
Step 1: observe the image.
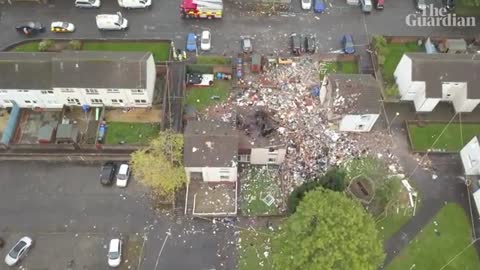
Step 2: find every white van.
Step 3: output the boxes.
[75,0,101,8]
[118,0,151,8]
[360,0,372,12]
[96,12,128,31]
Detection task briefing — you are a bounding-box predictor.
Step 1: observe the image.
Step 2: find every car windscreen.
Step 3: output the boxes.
[302,0,310,3]
[62,23,69,28]
[9,241,26,259]
[117,173,127,180]
[109,251,119,259]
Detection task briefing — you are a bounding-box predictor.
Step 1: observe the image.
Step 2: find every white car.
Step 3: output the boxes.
[200,30,211,51]
[107,239,122,267]
[301,0,312,10]
[96,12,128,31]
[50,21,75,33]
[116,164,130,187]
[75,0,101,8]
[5,236,33,266]
[118,0,151,8]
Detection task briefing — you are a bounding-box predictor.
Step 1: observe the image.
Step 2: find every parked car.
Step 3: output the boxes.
[75,0,101,8]
[305,34,316,53]
[96,12,128,31]
[375,0,384,10]
[444,0,455,11]
[342,34,355,54]
[200,30,211,51]
[301,0,312,10]
[107,239,122,268]
[118,0,152,8]
[241,36,253,53]
[313,0,325,13]
[116,163,131,187]
[290,33,303,55]
[15,22,45,36]
[50,21,75,33]
[185,32,197,52]
[416,0,427,11]
[4,236,33,266]
[100,162,117,186]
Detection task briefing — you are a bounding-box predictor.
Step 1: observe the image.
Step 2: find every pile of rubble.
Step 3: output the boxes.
[205,58,401,191]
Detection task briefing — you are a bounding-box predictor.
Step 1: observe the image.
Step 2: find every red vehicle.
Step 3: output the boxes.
[180,0,223,19]
[375,0,384,10]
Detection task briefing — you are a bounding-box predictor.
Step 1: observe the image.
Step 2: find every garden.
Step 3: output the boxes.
[105,122,160,145]
[237,229,274,270]
[407,122,480,152]
[185,80,231,111]
[240,167,282,216]
[319,60,359,80]
[12,40,171,62]
[456,0,480,16]
[387,203,480,270]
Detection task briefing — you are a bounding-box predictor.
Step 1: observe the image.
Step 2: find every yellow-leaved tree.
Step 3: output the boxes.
[130,130,186,201]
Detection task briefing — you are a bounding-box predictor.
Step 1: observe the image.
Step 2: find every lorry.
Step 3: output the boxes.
[180,0,223,19]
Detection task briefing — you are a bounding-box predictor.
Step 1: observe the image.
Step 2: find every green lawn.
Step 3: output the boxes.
[13,41,171,61]
[196,55,231,65]
[185,80,230,111]
[387,204,480,270]
[456,0,480,16]
[105,122,160,145]
[376,205,414,241]
[407,122,480,152]
[237,229,274,270]
[382,42,422,85]
[240,167,282,216]
[319,61,358,79]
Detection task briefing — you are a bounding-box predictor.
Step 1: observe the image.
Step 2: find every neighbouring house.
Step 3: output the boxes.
[184,120,238,182]
[0,51,156,109]
[394,53,480,113]
[321,74,381,132]
[460,136,480,176]
[236,107,286,165]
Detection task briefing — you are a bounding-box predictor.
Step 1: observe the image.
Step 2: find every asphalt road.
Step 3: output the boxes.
[0,0,478,55]
[0,161,234,270]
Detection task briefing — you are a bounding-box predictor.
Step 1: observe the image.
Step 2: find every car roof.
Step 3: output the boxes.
[201,31,210,38]
[109,239,120,251]
[187,33,195,38]
[118,164,129,174]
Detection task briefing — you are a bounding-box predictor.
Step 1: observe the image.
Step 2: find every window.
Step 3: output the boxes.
[356,124,365,130]
[360,115,371,121]
[61,89,74,93]
[220,175,230,180]
[90,98,103,104]
[41,90,47,94]
[0,90,7,93]
[18,90,29,92]
[107,89,120,93]
[86,89,99,95]
[268,157,276,163]
[219,168,230,173]
[134,99,147,104]
[48,90,54,94]
[118,99,123,103]
[111,99,119,103]
[67,98,79,105]
[131,89,144,95]
[268,147,277,153]
[3,100,11,103]
[32,100,37,104]
[24,100,31,103]
[239,154,250,163]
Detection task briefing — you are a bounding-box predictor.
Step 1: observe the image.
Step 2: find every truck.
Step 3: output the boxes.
[180,0,223,19]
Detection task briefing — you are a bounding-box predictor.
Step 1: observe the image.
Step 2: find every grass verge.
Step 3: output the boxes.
[185,80,230,111]
[196,55,232,65]
[381,42,422,85]
[105,122,160,145]
[387,203,480,270]
[407,122,480,152]
[237,229,274,270]
[119,234,144,270]
[13,41,171,61]
[319,61,358,80]
[240,167,282,216]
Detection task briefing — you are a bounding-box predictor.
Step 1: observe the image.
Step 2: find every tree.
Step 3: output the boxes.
[273,188,384,270]
[287,168,346,213]
[130,130,186,201]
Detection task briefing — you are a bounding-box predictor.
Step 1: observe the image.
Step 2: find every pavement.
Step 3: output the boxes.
[0,161,235,270]
[0,0,478,56]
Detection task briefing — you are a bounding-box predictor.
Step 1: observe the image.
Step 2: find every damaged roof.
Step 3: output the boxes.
[328,73,381,114]
[406,53,480,98]
[235,106,284,149]
[184,120,238,167]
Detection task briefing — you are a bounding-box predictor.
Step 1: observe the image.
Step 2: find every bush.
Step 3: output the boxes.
[68,40,82,50]
[38,39,54,52]
[385,84,400,98]
[287,168,347,213]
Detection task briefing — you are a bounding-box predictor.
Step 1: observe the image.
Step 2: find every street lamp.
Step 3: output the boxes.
[387,112,400,134]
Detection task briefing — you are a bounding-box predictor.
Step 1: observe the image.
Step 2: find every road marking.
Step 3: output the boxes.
[154,229,171,270]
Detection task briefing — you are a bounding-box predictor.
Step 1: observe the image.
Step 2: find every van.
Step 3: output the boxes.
[360,0,372,12]
[96,12,128,31]
[118,0,151,8]
[75,0,101,8]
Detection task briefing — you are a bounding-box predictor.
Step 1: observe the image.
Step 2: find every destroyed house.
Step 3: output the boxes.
[236,107,286,164]
[322,74,381,132]
[394,53,480,113]
[184,121,238,182]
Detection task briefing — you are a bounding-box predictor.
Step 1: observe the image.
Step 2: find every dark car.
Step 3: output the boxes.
[305,34,316,53]
[444,0,455,11]
[313,0,325,13]
[100,162,117,186]
[342,34,355,54]
[187,73,203,85]
[15,22,45,36]
[291,33,303,56]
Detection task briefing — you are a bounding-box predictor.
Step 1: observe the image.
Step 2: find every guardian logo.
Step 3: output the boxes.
[405,4,476,27]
